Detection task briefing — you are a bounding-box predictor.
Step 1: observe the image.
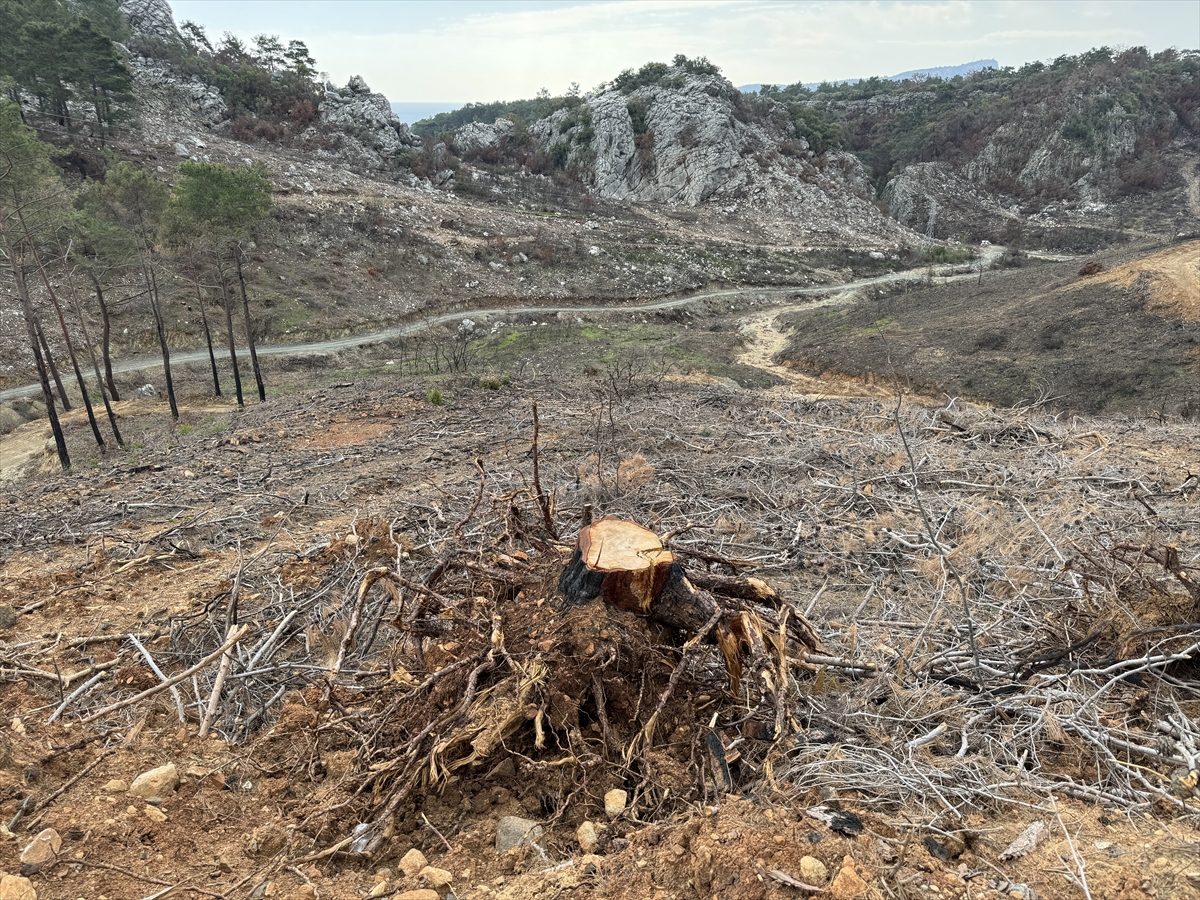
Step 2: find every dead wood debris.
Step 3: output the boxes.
[1,386,1198,865]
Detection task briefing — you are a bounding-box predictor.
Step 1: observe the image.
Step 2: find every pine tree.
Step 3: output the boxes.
[80,161,179,419]
[171,161,273,404]
[0,99,70,467]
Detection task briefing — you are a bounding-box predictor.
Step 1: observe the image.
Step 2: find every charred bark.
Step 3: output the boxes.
[215,251,244,407]
[36,316,71,411]
[84,268,119,401]
[234,247,265,402]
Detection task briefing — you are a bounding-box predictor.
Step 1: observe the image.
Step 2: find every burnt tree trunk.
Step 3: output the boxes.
[67,270,123,448]
[215,251,244,408]
[12,266,70,469]
[191,273,221,397]
[85,269,119,401]
[36,317,71,411]
[144,262,179,420]
[19,210,105,451]
[234,247,265,402]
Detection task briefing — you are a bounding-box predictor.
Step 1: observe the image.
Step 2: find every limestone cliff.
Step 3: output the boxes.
[515,67,912,245]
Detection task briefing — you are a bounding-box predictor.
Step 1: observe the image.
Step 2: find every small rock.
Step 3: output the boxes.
[495,816,544,854]
[799,856,828,884]
[246,823,287,857]
[399,847,429,877]
[0,875,37,900]
[419,865,453,889]
[394,892,439,900]
[580,853,604,875]
[20,828,61,865]
[0,606,17,629]
[174,142,189,156]
[577,821,600,853]
[604,789,627,818]
[487,758,515,780]
[367,883,389,898]
[129,763,178,800]
[144,806,167,823]
[830,855,868,900]
[103,779,129,793]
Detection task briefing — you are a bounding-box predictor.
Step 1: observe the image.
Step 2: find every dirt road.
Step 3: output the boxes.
[0,247,1008,404]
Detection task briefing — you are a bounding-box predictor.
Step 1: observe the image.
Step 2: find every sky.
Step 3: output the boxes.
[169,0,1200,116]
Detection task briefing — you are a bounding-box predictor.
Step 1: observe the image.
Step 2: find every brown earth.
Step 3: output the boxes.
[1,323,1198,899]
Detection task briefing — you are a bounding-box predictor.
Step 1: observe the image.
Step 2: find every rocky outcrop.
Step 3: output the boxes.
[533,74,777,206]
[883,162,1020,240]
[455,118,513,154]
[118,0,179,41]
[516,67,912,246]
[127,57,227,126]
[315,75,418,169]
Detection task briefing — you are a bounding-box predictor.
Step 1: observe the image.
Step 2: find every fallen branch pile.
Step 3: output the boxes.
[2,384,1198,863]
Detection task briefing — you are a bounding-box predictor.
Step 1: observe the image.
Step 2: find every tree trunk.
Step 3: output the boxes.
[214,251,244,407]
[234,247,265,402]
[12,266,70,469]
[191,272,221,397]
[85,268,119,401]
[143,260,178,419]
[67,269,123,448]
[36,317,71,411]
[559,517,821,693]
[19,208,105,451]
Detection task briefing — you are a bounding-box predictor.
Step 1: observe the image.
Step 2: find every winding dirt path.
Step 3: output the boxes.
[0,247,1008,406]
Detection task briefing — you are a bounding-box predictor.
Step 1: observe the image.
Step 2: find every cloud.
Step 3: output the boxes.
[172,0,1199,101]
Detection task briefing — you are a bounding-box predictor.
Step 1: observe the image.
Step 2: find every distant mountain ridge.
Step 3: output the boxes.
[738,59,998,93]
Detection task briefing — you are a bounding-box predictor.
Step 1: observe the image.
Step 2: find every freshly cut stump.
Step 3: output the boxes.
[558,517,720,634]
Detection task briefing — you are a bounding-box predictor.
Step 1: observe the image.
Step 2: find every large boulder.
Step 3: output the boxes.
[317,75,418,169]
[456,118,514,154]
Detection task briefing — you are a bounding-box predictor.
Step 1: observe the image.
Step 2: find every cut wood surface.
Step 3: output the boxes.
[576,517,675,612]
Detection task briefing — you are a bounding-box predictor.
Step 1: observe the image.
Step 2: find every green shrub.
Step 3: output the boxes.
[614,61,670,94]
[627,97,650,135]
[925,244,974,264]
[426,388,444,405]
[550,141,570,168]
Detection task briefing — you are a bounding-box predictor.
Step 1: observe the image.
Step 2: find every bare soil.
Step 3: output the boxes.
[1,325,1199,900]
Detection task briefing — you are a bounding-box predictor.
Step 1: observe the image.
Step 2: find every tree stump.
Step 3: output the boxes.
[559,517,821,692]
[558,517,720,634]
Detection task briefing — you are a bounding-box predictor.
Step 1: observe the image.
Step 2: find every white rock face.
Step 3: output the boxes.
[456,118,513,153]
[118,0,178,41]
[317,75,418,169]
[533,74,775,206]
[127,59,228,126]
[510,66,910,246]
